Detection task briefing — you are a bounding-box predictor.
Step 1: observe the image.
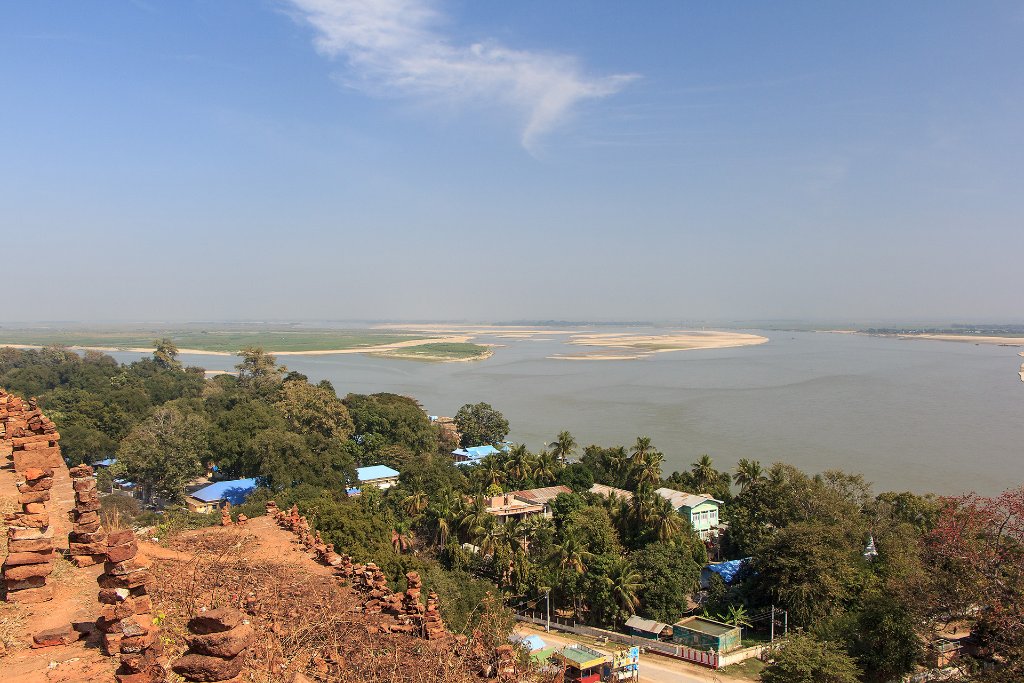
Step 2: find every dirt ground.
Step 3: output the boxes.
[0,459,115,683]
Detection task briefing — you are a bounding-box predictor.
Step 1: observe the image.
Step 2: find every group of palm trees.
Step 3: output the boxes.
[389,432,769,626]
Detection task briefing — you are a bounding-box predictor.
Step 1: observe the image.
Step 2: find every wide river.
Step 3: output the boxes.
[110,330,1023,496]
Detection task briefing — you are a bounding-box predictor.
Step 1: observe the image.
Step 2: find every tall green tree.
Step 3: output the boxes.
[634,541,704,623]
[761,633,861,683]
[550,431,577,463]
[733,458,764,492]
[152,338,181,370]
[114,406,207,502]
[454,402,509,447]
[235,346,285,393]
[276,380,354,439]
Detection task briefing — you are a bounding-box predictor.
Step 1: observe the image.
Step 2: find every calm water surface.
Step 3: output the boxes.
[111,330,1024,496]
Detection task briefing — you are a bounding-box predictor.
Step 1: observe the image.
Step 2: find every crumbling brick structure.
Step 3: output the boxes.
[266,499,453,643]
[68,463,106,567]
[97,529,165,682]
[172,607,253,682]
[3,466,56,603]
[1,392,63,471]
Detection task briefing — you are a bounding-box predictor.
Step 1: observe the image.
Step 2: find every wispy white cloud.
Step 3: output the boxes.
[284,0,637,151]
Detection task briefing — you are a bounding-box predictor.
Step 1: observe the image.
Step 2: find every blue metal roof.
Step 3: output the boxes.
[452,445,500,460]
[92,458,116,467]
[356,465,400,481]
[190,478,259,504]
[704,558,750,584]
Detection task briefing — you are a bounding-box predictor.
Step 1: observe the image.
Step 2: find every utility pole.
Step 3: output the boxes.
[545,589,551,632]
[770,605,775,642]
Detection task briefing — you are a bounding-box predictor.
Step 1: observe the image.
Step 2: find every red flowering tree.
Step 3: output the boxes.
[925,485,1024,681]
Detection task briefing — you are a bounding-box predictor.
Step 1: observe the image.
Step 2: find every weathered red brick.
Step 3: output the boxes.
[188,623,253,658]
[106,541,139,563]
[31,625,78,648]
[3,550,56,566]
[4,584,53,603]
[2,562,53,580]
[107,529,135,546]
[172,652,246,681]
[187,607,244,634]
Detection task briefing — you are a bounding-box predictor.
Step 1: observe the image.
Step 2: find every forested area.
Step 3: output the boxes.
[0,343,1021,682]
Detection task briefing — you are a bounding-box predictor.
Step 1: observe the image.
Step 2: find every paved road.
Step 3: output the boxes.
[515,624,747,683]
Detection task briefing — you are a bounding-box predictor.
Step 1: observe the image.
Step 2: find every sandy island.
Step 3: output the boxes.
[548,331,769,360]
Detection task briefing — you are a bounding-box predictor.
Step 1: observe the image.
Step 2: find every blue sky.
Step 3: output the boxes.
[1,1,1021,322]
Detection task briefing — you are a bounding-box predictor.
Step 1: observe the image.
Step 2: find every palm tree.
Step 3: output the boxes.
[635,450,665,488]
[427,489,460,547]
[505,444,536,483]
[548,533,593,575]
[631,436,654,461]
[391,522,414,554]
[630,437,665,488]
[402,490,428,518]
[733,459,764,492]
[475,516,513,557]
[477,456,504,489]
[533,449,560,485]
[604,558,643,625]
[605,446,629,486]
[691,454,721,493]
[550,431,577,463]
[649,494,684,542]
[460,495,492,540]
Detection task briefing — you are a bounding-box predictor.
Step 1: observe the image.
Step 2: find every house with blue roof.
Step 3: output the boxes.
[452,444,499,465]
[353,465,400,492]
[185,478,259,514]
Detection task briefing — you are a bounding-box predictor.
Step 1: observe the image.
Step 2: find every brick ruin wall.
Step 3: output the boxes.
[1,389,65,603]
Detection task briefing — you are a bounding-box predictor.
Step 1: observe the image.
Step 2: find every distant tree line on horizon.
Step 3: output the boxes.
[864,324,1024,335]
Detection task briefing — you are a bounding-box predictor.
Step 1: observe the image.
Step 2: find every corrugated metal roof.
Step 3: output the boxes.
[451,445,500,459]
[655,487,722,510]
[590,484,634,502]
[625,615,669,633]
[556,645,606,668]
[510,485,571,506]
[356,465,400,481]
[190,478,259,504]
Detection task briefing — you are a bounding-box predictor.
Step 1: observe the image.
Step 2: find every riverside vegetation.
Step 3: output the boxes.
[0,342,1021,683]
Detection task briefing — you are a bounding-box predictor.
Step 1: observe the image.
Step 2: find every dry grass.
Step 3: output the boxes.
[0,602,26,652]
[149,529,553,682]
[0,494,16,557]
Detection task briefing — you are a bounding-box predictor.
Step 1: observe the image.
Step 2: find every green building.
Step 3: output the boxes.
[672,616,741,653]
[655,488,723,540]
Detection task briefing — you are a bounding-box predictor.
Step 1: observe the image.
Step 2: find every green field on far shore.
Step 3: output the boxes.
[0,328,431,354]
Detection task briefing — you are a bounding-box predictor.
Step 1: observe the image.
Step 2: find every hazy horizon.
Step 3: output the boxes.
[2,1,1021,322]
